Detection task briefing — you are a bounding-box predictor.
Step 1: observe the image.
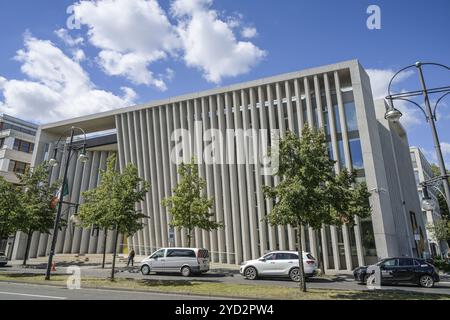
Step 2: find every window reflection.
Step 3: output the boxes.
[344,102,358,132]
[349,138,364,169]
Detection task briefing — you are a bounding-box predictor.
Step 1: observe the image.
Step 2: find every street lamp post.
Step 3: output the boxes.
[45,126,88,280]
[384,62,450,212]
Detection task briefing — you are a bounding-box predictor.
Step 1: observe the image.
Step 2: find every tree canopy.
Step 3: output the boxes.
[263,127,372,291]
[162,158,222,247]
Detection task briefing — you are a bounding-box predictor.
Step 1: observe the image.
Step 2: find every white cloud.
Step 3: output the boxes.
[72,48,86,62]
[241,27,257,39]
[366,68,414,100]
[441,142,450,157]
[64,0,265,87]
[422,144,450,168]
[72,0,179,89]
[172,0,266,83]
[0,36,136,123]
[55,28,84,47]
[366,68,421,128]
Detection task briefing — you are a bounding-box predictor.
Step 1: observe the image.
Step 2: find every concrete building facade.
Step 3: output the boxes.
[0,114,37,184]
[410,146,449,257]
[11,60,428,271]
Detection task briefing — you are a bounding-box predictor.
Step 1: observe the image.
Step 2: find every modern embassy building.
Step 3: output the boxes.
[11,60,429,271]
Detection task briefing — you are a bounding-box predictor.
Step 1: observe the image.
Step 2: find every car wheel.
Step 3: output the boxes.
[244,266,258,280]
[141,265,151,275]
[289,268,300,282]
[419,275,434,288]
[181,266,191,277]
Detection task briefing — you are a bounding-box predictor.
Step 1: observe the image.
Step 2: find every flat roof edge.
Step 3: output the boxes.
[40,59,360,130]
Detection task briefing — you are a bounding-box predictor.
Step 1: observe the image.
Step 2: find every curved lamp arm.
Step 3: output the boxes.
[433,91,450,120]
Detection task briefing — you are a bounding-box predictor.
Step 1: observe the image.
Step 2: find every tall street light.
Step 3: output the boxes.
[384,62,450,212]
[45,126,88,280]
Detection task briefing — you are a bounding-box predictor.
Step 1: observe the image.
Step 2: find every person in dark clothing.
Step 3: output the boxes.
[127,249,136,267]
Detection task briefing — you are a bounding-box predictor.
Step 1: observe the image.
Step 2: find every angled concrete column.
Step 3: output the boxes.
[209,95,226,263]
[146,110,162,249]
[241,89,259,259]
[217,94,235,264]
[154,107,169,247]
[258,86,276,250]
[274,82,287,250]
[284,81,297,250]
[138,110,156,253]
[294,79,306,133]
[233,90,251,262]
[225,92,243,263]
[72,150,93,254]
[250,87,268,256]
[200,97,213,254]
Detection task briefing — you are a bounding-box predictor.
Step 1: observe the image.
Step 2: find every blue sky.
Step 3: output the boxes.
[0,0,449,166]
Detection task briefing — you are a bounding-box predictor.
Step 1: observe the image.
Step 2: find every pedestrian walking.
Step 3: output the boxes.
[127,249,136,267]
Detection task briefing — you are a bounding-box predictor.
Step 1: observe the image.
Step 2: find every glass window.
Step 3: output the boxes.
[410,153,417,168]
[338,140,346,168]
[344,102,358,132]
[383,259,398,267]
[414,171,420,185]
[0,138,4,148]
[349,139,364,169]
[275,253,291,260]
[167,249,195,258]
[288,253,298,260]
[13,139,34,153]
[399,258,414,266]
[361,219,377,257]
[150,249,165,259]
[263,253,276,260]
[9,160,29,174]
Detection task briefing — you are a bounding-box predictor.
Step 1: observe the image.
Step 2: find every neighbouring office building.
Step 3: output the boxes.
[410,146,449,257]
[0,114,37,257]
[10,60,429,271]
[0,114,37,184]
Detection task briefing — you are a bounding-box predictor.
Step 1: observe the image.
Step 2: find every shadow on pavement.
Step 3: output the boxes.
[330,289,449,300]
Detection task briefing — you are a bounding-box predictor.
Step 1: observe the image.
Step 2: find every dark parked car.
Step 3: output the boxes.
[353,257,440,288]
[0,252,8,267]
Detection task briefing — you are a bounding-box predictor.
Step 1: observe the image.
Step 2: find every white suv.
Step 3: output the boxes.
[239,251,317,282]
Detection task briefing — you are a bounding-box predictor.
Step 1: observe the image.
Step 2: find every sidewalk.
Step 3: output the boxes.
[7,254,241,274]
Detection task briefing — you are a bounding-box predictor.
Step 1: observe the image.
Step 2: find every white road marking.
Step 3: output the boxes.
[0,291,66,300]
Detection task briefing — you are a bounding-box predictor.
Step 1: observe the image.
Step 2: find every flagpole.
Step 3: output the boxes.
[45,127,75,280]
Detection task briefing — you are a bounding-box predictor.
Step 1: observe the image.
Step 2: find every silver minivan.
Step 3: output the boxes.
[140,248,210,277]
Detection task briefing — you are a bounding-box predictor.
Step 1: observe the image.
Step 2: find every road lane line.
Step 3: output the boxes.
[0,291,66,300]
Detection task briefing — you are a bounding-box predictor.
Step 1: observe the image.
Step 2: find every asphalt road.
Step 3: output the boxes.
[0,281,221,300]
[2,265,450,297]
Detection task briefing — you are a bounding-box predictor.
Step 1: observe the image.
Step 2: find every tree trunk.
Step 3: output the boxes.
[187,229,192,247]
[110,226,119,281]
[296,226,307,292]
[22,229,33,266]
[102,228,108,269]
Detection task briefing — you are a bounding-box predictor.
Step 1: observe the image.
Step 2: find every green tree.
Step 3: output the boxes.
[162,158,222,247]
[426,219,450,245]
[263,127,371,292]
[16,162,60,265]
[430,164,449,218]
[0,177,21,242]
[79,154,149,280]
